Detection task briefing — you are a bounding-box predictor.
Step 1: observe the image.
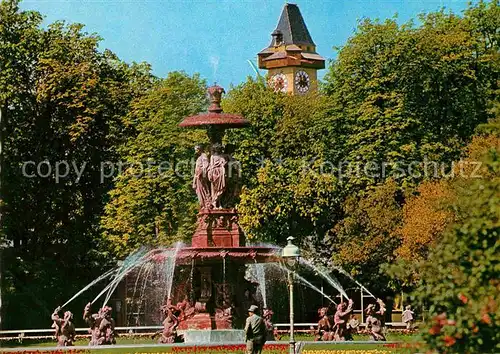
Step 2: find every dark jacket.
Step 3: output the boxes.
[245,314,266,343]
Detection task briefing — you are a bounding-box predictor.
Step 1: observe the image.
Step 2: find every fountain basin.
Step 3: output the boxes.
[148,246,280,265]
[181,329,245,343]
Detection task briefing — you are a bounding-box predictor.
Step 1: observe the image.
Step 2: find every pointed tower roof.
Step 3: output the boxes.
[271,3,315,46]
[257,3,324,71]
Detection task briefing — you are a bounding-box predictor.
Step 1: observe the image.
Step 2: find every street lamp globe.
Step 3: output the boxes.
[282,236,300,266]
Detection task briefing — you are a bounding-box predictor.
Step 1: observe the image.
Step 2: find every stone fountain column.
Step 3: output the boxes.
[177,85,251,331]
[176,85,277,335]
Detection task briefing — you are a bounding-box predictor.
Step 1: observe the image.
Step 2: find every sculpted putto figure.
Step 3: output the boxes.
[51,306,76,346]
[176,295,195,323]
[83,302,117,346]
[153,304,179,343]
[215,299,233,328]
[208,143,226,209]
[193,145,211,208]
[316,307,333,341]
[333,299,354,341]
[365,298,387,341]
[263,308,276,341]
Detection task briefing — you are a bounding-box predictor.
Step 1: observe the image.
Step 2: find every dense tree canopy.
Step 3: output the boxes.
[228,0,499,294]
[414,121,499,353]
[0,0,154,327]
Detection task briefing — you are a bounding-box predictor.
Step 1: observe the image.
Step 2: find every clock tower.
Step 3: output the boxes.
[257,3,325,95]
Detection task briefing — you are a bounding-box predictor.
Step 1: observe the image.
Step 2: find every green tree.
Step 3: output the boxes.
[223,78,344,247]
[414,128,499,353]
[325,179,403,291]
[323,1,499,190]
[0,0,153,328]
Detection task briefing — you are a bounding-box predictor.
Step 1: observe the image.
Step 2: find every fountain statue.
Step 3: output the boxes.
[207,143,226,209]
[170,84,278,338]
[365,298,387,341]
[315,306,333,341]
[51,307,76,346]
[83,302,117,345]
[193,144,211,209]
[262,308,276,341]
[152,303,181,343]
[175,295,196,323]
[333,299,354,341]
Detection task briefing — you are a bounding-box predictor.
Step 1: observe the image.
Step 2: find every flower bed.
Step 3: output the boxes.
[302,351,392,354]
[172,343,288,353]
[0,351,91,354]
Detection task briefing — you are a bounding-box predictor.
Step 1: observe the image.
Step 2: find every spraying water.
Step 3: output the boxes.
[160,242,183,301]
[102,249,150,306]
[331,265,376,299]
[300,258,349,299]
[189,258,195,302]
[223,257,226,285]
[136,262,154,321]
[271,263,336,305]
[61,268,117,308]
[127,263,149,326]
[210,56,219,82]
[253,262,267,308]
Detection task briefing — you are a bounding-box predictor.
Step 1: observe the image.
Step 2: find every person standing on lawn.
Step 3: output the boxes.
[402,305,415,330]
[245,305,266,354]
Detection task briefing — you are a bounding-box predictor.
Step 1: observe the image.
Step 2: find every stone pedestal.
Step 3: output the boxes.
[192,209,244,248]
[182,313,214,330]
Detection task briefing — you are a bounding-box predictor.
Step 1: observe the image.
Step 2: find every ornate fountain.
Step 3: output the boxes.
[144,85,278,340]
[53,85,369,347]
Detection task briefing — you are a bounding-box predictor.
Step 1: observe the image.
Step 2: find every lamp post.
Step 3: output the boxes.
[282,236,300,354]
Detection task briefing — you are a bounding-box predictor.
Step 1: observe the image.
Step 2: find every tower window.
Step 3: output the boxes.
[271,29,283,46]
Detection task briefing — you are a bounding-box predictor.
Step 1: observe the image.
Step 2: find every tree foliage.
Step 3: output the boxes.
[222,78,344,246]
[414,127,499,353]
[0,0,153,328]
[396,181,455,262]
[323,1,498,189]
[229,1,499,295]
[327,180,403,286]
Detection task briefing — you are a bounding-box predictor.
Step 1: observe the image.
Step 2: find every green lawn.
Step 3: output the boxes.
[0,333,423,353]
[0,344,420,354]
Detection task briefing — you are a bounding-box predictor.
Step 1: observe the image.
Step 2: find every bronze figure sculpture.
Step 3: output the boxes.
[365,298,387,341]
[83,302,117,346]
[193,145,211,208]
[51,306,76,346]
[333,299,354,341]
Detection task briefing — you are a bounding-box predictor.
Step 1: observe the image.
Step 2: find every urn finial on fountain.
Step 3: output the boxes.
[207,84,225,113]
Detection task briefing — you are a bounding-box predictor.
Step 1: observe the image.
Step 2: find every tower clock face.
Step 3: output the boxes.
[294,70,310,93]
[270,73,288,93]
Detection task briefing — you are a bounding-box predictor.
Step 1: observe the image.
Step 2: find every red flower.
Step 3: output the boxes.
[443,335,456,347]
[458,293,468,304]
[429,325,441,335]
[435,312,447,325]
[481,313,492,324]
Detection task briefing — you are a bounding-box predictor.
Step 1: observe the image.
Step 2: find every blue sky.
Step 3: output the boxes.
[21,0,469,89]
